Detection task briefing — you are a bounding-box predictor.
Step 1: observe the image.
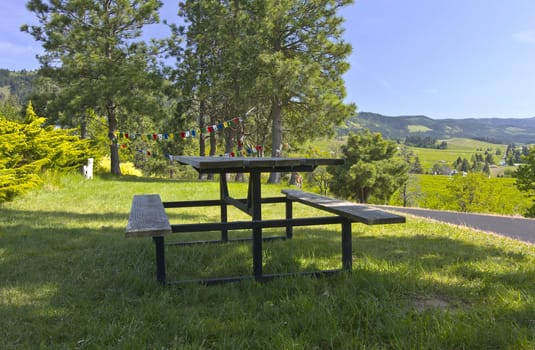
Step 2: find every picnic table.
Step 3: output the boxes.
[126,156,405,285]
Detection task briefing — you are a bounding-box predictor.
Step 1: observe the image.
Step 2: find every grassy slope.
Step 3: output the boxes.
[407,138,507,172]
[1,174,534,349]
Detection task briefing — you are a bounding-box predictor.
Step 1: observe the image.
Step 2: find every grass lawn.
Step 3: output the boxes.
[1,174,535,349]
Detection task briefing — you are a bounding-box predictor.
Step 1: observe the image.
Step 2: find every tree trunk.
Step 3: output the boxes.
[268,96,283,183]
[207,128,216,180]
[224,126,235,182]
[198,100,207,180]
[359,188,370,204]
[107,101,121,175]
[402,183,408,207]
[80,110,88,139]
[235,123,245,182]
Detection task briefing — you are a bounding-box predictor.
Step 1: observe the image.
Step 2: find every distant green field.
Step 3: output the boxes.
[406,138,507,173]
[407,125,432,132]
[440,138,507,151]
[305,137,510,176]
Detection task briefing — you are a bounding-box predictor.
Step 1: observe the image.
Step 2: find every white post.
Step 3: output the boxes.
[84,158,94,179]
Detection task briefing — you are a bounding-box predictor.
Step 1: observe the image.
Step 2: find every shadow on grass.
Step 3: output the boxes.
[0,207,210,231]
[1,205,535,348]
[96,173,187,183]
[96,173,224,184]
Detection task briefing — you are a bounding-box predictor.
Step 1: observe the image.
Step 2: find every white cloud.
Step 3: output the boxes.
[512,30,535,44]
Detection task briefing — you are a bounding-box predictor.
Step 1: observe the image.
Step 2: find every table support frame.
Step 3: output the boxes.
[150,156,351,286]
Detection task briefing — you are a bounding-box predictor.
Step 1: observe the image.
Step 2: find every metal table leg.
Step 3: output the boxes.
[153,236,166,284]
[250,171,263,280]
[219,174,229,242]
[341,220,352,271]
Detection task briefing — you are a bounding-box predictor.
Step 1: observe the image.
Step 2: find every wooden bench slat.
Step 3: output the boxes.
[282,189,405,225]
[126,194,172,237]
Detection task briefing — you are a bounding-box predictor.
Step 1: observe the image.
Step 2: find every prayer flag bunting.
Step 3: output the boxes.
[115,109,257,151]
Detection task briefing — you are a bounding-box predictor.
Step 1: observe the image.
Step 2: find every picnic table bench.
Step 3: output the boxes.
[126,194,171,284]
[282,189,405,271]
[125,157,406,285]
[282,189,406,225]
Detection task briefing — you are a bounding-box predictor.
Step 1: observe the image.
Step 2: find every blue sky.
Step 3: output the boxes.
[1,0,534,119]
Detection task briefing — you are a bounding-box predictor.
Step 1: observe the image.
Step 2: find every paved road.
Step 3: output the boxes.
[374,206,535,244]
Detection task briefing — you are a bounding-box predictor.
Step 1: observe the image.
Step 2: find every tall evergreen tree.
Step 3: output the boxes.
[256,0,355,182]
[411,155,424,174]
[22,0,163,174]
[172,0,355,182]
[171,0,256,161]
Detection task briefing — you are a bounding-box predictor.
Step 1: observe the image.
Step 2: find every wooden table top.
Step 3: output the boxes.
[172,156,344,173]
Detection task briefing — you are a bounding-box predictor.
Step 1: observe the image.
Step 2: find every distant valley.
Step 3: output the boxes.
[343,112,535,144]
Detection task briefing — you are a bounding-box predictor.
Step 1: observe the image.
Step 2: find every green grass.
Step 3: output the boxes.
[1,174,535,349]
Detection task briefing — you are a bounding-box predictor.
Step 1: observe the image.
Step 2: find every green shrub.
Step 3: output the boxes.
[0,103,93,202]
[97,156,142,176]
[391,174,531,216]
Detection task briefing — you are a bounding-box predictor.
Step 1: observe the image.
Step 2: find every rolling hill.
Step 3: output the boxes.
[344,112,535,144]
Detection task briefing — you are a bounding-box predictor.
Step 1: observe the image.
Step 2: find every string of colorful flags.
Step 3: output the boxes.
[114,116,242,143]
[113,112,264,158]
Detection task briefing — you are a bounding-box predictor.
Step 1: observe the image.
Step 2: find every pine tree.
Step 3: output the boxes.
[328,130,408,203]
[22,0,163,175]
[173,0,355,183]
[411,155,424,174]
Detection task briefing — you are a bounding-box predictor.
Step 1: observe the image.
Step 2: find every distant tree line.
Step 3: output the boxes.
[404,135,447,149]
[451,151,495,174]
[0,69,36,103]
[505,144,530,165]
[0,69,37,120]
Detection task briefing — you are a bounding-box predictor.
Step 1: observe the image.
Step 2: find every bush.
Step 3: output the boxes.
[97,156,142,176]
[0,103,93,202]
[390,174,531,216]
